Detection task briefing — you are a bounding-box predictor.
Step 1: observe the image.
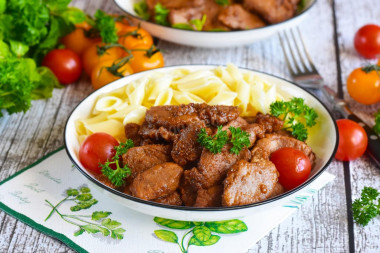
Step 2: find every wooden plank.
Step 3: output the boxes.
[333,0,380,251]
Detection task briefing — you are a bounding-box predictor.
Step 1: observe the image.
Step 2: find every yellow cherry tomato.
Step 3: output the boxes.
[129,47,164,73]
[118,26,153,50]
[82,43,124,76]
[61,28,100,56]
[91,59,133,90]
[347,66,380,105]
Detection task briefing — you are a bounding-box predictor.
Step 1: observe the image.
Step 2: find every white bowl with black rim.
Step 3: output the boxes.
[64,64,338,221]
[113,0,316,48]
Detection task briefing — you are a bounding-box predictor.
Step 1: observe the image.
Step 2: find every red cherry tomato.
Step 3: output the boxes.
[79,133,119,174]
[354,24,380,59]
[335,119,368,161]
[42,49,82,84]
[270,147,311,190]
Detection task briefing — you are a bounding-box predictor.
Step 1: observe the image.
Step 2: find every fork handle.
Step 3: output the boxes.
[347,114,380,167]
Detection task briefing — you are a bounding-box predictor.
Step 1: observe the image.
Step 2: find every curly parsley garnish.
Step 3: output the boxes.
[270,97,318,141]
[229,127,250,155]
[197,126,228,154]
[100,139,134,187]
[197,126,250,154]
[154,3,170,26]
[352,187,380,226]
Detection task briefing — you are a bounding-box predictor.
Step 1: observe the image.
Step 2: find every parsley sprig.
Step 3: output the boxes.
[154,3,170,26]
[197,126,228,154]
[197,126,250,154]
[270,97,318,141]
[100,139,134,187]
[373,109,380,135]
[229,127,250,155]
[352,187,380,226]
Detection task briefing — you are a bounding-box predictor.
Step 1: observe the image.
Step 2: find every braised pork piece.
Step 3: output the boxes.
[96,103,315,207]
[144,0,301,31]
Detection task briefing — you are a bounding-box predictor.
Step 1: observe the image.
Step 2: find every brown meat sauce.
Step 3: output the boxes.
[98,103,315,207]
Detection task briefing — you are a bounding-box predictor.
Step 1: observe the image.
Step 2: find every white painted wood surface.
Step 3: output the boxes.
[0,0,379,252]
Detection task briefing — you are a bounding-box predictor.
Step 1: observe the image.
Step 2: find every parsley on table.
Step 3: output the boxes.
[373,109,380,135]
[229,127,250,155]
[100,139,134,187]
[270,97,318,141]
[197,126,228,154]
[93,10,118,44]
[352,186,380,226]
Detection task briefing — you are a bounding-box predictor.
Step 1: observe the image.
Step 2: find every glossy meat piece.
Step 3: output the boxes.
[152,191,183,206]
[169,7,203,25]
[243,0,300,24]
[241,123,265,148]
[124,123,142,146]
[139,122,177,142]
[122,145,171,178]
[171,121,206,166]
[179,169,199,206]
[130,162,183,200]
[221,117,248,132]
[223,160,279,206]
[194,184,223,207]
[254,113,284,133]
[251,134,315,163]
[145,103,239,129]
[190,145,252,189]
[218,4,266,30]
[269,182,285,198]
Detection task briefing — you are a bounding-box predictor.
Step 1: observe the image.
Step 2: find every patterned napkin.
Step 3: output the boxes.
[0,148,335,253]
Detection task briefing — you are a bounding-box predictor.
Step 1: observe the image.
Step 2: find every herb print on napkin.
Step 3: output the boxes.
[44,186,126,239]
[153,217,248,253]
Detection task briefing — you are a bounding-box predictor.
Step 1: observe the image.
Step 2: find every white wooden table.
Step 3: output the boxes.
[1,0,380,252]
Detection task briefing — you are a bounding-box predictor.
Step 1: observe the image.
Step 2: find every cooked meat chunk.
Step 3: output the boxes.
[218,4,266,30]
[124,123,142,146]
[145,103,239,129]
[169,7,203,25]
[242,123,265,148]
[152,191,183,206]
[223,160,279,206]
[122,145,171,178]
[251,134,315,163]
[243,0,300,24]
[130,162,183,200]
[194,184,223,207]
[190,145,252,189]
[269,182,285,198]
[222,117,248,132]
[139,122,177,142]
[171,121,206,166]
[180,169,199,206]
[254,113,284,133]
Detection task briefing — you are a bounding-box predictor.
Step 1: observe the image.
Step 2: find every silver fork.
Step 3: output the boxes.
[278,27,380,166]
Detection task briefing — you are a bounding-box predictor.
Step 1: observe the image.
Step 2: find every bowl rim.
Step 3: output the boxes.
[64,64,339,212]
[113,0,317,34]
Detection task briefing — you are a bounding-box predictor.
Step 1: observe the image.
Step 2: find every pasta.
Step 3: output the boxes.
[75,64,284,143]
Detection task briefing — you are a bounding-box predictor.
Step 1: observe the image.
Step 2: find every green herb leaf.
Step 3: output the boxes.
[154,3,170,26]
[101,218,122,230]
[197,126,228,154]
[172,23,193,30]
[205,219,248,234]
[374,109,380,135]
[80,187,91,193]
[154,229,178,243]
[269,97,318,141]
[92,211,112,221]
[9,40,29,57]
[61,7,86,24]
[134,1,150,20]
[94,10,118,44]
[74,228,85,237]
[189,234,220,246]
[101,139,134,187]
[228,127,250,155]
[31,67,61,100]
[111,228,126,239]
[352,186,380,226]
[43,0,71,13]
[70,198,98,211]
[193,226,211,242]
[154,217,195,229]
[0,40,11,59]
[67,188,79,196]
[76,193,93,201]
[82,224,102,234]
[190,15,207,31]
[215,0,229,6]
